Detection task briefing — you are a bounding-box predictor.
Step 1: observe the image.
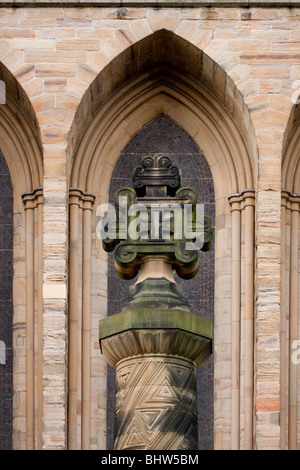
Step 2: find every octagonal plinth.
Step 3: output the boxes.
[99,309,212,450]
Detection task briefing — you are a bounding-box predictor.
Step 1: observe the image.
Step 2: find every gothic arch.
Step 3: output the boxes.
[70,30,256,196]
[0,62,43,195]
[0,62,43,449]
[67,30,257,450]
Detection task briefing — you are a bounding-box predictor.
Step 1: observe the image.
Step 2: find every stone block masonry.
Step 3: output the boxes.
[0,2,299,450]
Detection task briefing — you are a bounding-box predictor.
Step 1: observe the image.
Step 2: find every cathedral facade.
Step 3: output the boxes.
[0,0,300,450]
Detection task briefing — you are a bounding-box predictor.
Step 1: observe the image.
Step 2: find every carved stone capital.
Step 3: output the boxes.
[69,187,95,209]
[22,187,43,210]
[100,327,211,369]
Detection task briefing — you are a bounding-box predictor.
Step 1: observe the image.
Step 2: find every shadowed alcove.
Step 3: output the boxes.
[68,28,256,450]
[0,61,43,450]
[0,150,13,450]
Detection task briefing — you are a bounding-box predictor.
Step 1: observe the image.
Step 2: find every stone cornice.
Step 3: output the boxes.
[0,0,299,6]
[281,189,300,209]
[228,188,255,210]
[69,187,95,208]
[22,187,43,209]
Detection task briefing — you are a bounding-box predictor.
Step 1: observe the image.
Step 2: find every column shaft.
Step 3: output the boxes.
[230,199,241,450]
[244,194,255,450]
[22,188,43,450]
[280,193,289,449]
[289,200,299,450]
[68,192,80,449]
[229,190,255,450]
[36,192,43,450]
[25,203,34,450]
[115,355,198,450]
[81,195,94,450]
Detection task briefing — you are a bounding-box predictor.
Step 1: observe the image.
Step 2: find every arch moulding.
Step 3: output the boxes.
[68,31,257,450]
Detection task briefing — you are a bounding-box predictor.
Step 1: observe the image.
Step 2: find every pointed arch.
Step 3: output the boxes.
[67,30,257,450]
[69,30,256,197]
[0,62,43,195]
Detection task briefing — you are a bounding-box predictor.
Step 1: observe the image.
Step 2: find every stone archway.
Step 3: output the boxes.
[68,30,256,450]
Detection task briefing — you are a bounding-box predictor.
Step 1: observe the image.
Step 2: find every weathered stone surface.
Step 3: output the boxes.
[114,355,198,450]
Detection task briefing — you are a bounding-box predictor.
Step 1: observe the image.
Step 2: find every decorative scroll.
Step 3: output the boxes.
[101,154,214,280]
[133,155,181,197]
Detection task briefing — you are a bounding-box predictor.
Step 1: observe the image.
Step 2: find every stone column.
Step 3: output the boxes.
[228,194,242,450]
[68,188,81,450]
[288,195,299,450]
[229,189,255,450]
[115,354,198,450]
[81,192,95,450]
[68,188,95,450]
[22,187,43,450]
[279,190,299,450]
[243,190,255,450]
[99,279,212,450]
[280,191,289,450]
[98,155,213,450]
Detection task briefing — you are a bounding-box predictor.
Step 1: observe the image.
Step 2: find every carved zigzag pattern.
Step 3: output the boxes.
[114,357,198,450]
